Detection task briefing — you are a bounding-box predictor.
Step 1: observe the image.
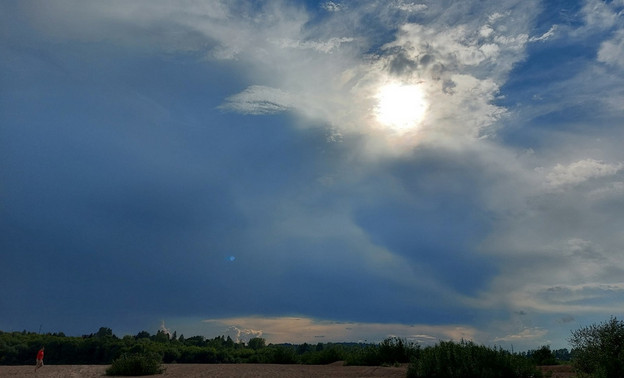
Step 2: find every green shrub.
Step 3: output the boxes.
[343,338,420,366]
[105,353,165,376]
[569,316,624,378]
[407,340,541,378]
[530,345,558,366]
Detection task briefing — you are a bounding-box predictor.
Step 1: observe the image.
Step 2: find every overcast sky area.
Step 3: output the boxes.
[2,0,624,350]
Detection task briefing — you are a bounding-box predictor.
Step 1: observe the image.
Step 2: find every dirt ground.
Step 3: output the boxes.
[539,364,577,378]
[0,362,408,377]
[0,363,576,377]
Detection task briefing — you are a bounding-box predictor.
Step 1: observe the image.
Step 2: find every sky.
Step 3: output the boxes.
[1,0,624,351]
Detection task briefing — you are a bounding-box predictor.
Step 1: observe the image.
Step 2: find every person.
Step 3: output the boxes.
[35,347,44,372]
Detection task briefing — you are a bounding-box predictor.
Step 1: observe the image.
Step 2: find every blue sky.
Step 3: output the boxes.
[2,0,624,350]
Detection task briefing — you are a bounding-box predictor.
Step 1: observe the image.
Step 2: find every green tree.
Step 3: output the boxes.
[570,316,624,378]
[248,337,266,350]
[530,345,557,365]
[97,327,114,338]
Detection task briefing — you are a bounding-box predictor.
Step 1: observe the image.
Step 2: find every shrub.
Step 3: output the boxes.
[530,345,558,366]
[569,316,624,378]
[345,338,419,366]
[105,353,165,376]
[407,340,541,378]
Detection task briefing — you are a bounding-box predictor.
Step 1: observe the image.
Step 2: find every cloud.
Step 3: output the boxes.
[529,25,558,42]
[540,159,623,190]
[598,29,624,69]
[581,0,621,31]
[493,327,548,343]
[273,37,355,53]
[203,316,478,344]
[321,1,344,12]
[4,0,624,352]
[395,2,427,13]
[219,86,294,115]
[223,325,263,343]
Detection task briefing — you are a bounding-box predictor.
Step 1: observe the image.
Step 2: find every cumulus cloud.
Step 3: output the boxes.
[223,325,263,343]
[21,0,541,154]
[203,316,478,344]
[540,159,623,190]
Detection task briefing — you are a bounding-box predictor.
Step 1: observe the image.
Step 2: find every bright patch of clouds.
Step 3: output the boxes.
[224,325,263,343]
[321,1,344,12]
[203,316,478,344]
[581,0,621,30]
[529,25,558,42]
[540,159,623,190]
[273,37,355,53]
[493,327,548,342]
[598,29,624,69]
[395,2,427,13]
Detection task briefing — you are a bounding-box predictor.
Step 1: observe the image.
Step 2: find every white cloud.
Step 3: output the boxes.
[203,316,478,344]
[581,0,620,30]
[529,25,558,42]
[223,325,263,343]
[598,29,624,68]
[395,2,427,13]
[540,159,623,190]
[219,86,294,115]
[273,37,355,53]
[321,1,344,12]
[493,327,548,342]
[22,0,541,156]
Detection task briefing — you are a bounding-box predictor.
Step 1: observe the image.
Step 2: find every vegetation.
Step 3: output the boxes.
[525,345,559,366]
[7,317,624,377]
[0,329,416,367]
[407,340,542,378]
[0,327,561,377]
[569,316,624,378]
[105,353,165,376]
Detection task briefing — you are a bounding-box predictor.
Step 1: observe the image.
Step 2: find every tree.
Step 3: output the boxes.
[96,327,114,338]
[530,345,557,365]
[569,316,624,378]
[248,337,266,350]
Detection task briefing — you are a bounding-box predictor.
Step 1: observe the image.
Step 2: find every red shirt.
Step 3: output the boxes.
[37,349,44,360]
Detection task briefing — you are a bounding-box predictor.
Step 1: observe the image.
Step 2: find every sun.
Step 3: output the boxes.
[374,83,427,133]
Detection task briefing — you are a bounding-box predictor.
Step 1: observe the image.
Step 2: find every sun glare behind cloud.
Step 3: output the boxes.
[374,83,427,133]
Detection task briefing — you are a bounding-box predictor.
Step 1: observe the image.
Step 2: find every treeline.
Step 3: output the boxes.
[0,327,418,366]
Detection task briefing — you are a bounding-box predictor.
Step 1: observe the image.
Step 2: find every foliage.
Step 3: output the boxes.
[0,327,546,375]
[248,337,266,350]
[569,316,624,378]
[527,345,558,365]
[105,353,164,376]
[345,337,419,366]
[407,340,542,378]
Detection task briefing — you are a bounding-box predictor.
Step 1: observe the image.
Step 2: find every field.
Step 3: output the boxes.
[0,362,408,377]
[0,363,577,377]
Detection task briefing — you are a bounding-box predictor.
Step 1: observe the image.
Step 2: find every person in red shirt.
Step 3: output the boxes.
[35,347,44,371]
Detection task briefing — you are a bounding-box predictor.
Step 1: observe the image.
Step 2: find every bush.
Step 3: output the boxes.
[407,340,541,378]
[105,353,165,376]
[345,338,419,366]
[569,316,624,378]
[530,345,558,366]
